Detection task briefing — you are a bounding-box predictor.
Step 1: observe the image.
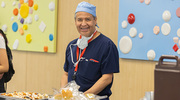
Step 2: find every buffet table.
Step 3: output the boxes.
[0,95,24,100]
[0,95,50,100]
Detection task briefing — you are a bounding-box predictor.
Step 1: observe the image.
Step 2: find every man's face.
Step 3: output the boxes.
[75,12,97,37]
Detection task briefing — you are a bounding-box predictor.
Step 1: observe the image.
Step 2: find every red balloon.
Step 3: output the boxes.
[127,13,135,24]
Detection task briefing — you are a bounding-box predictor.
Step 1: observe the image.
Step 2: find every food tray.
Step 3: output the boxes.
[0,92,52,100]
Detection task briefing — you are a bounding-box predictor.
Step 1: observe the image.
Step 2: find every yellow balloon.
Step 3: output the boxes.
[20,4,29,18]
[33,4,38,11]
[23,25,28,30]
[26,34,32,43]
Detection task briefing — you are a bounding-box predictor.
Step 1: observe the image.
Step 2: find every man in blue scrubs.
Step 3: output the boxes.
[61,1,119,100]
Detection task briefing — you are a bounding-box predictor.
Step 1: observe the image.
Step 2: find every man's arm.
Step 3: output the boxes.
[84,73,113,95]
[60,71,68,88]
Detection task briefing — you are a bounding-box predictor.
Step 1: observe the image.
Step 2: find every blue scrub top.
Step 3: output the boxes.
[64,33,119,98]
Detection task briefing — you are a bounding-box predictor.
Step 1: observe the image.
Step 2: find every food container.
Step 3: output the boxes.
[0,91,50,100]
[154,55,180,100]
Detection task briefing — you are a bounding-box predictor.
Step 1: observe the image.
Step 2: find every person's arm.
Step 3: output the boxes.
[0,49,9,73]
[60,71,68,88]
[84,73,113,95]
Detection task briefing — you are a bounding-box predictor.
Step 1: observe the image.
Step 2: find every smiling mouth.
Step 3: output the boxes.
[80,28,89,31]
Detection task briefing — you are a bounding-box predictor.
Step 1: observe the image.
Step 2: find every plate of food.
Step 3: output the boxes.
[0,91,50,100]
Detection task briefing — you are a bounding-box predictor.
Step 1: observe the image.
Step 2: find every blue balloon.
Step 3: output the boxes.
[12,22,18,32]
[49,34,54,41]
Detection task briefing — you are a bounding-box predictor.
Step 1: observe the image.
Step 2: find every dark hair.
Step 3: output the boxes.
[0,29,8,45]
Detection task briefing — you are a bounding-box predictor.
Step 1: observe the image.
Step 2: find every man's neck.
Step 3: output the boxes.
[91,31,100,41]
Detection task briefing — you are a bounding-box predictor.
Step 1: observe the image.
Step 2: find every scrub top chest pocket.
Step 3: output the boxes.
[78,58,101,82]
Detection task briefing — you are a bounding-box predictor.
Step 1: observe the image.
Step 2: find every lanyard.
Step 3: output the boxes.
[74,30,97,72]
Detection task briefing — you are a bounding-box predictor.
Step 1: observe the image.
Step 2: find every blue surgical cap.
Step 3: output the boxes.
[75,1,96,17]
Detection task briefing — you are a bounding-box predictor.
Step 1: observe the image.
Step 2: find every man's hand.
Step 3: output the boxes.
[84,73,113,95]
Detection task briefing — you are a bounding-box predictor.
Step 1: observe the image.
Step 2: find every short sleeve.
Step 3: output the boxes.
[0,35,6,49]
[101,41,119,74]
[64,45,70,72]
